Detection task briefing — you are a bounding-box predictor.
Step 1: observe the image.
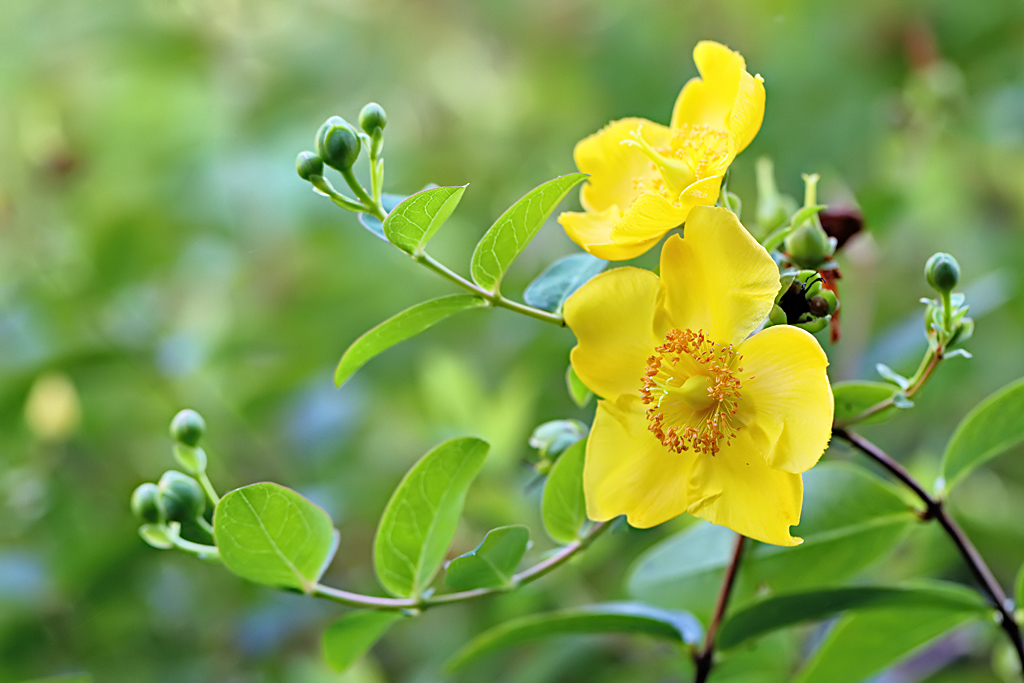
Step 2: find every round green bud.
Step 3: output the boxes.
[170,409,206,447]
[359,102,387,134]
[295,151,323,181]
[785,224,833,269]
[131,482,163,524]
[767,304,787,327]
[808,290,838,318]
[158,470,205,522]
[925,252,960,293]
[315,116,361,171]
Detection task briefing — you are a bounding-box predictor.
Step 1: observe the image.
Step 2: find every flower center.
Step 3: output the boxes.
[627,124,730,199]
[640,328,744,456]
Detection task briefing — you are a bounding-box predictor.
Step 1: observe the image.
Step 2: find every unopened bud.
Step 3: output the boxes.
[785,223,833,269]
[359,103,387,135]
[296,151,323,181]
[925,253,960,294]
[767,304,787,327]
[315,116,361,171]
[157,471,205,523]
[131,482,163,524]
[170,409,206,447]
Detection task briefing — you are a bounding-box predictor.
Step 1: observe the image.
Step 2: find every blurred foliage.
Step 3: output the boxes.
[2,0,1024,681]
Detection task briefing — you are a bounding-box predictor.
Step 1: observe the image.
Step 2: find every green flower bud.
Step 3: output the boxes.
[295,151,323,181]
[795,317,829,333]
[767,304,787,327]
[170,409,206,447]
[925,252,960,294]
[785,223,833,269]
[131,482,163,524]
[359,102,387,135]
[808,289,838,317]
[158,471,205,523]
[315,116,361,171]
[529,419,587,459]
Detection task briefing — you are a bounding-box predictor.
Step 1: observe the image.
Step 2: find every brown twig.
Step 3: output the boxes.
[693,534,747,683]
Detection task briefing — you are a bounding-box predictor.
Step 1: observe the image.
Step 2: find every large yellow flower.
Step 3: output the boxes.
[563,206,833,546]
[559,41,765,261]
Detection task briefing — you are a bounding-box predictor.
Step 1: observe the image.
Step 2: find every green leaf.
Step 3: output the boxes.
[374,437,489,598]
[358,192,409,241]
[444,525,530,590]
[541,438,587,544]
[628,463,915,621]
[382,185,467,254]
[469,174,587,292]
[718,581,988,650]
[795,606,979,683]
[940,376,1024,492]
[214,483,339,594]
[446,602,702,671]
[334,295,487,386]
[322,611,405,673]
[832,381,899,425]
[523,253,607,313]
[875,363,910,390]
[566,365,592,407]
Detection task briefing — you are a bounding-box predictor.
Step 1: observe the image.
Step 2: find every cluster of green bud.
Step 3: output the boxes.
[766,269,839,334]
[528,419,587,474]
[130,409,216,550]
[922,252,973,352]
[782,174,837,270]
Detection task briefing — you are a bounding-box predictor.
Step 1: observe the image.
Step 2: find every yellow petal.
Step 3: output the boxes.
[686,426,804,546]
[737,325,833,473]
[564,267,661,401]
[658,206,779,346]
[574,118,673,214]
[584,396,698,527]
[610,175,722,244]
[670,41,745,132]
[560,206,663,260]
[729,70,765,156]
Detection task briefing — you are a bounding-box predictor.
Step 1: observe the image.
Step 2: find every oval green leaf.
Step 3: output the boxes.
[795,606,979,683]
[940,376,1024,492]
[470,173,587,293]
[444,525,530,591]
[214,482,340,594]
[566,365,592,407]
[446,602,702,671]
[718,582,988,650]
[374,437,490,598]
[334,294,487,386]
[523,253,607,313]
[382,185,467,254]
[628,463,915,621]
[541,438,587,544]
[322,610,405,673]
[832,381,899,426]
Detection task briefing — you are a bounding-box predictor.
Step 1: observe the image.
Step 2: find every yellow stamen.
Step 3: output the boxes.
[640,328,744,456]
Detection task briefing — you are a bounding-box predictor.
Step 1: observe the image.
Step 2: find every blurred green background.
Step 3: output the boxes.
[2,0,1024,681]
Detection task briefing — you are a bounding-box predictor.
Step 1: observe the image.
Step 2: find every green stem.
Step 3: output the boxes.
[341,167,385,221]
[413,252,565,327]
[311,176,367,213]
[198,471,221,507]
[834,346,943,428]
[311,521,607,611]
[170,535,221,560]
[196,515,214,536]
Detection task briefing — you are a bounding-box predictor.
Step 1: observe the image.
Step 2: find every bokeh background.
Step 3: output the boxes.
[2,0,1024,681]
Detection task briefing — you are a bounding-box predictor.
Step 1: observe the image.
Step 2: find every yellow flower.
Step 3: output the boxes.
[563,206,833,545]
[559,41,765,261]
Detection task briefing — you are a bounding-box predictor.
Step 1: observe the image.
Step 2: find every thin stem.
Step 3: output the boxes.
[414,252,565,327]
[170,535,221,560]
[198,471,221,507]
[196,515,214,536]
[833,428,1024,669]
[834,348,942,428]
[341,167,385,221]
[311,521,608,611]
[311,176,368,213]
[693,534,747,683]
